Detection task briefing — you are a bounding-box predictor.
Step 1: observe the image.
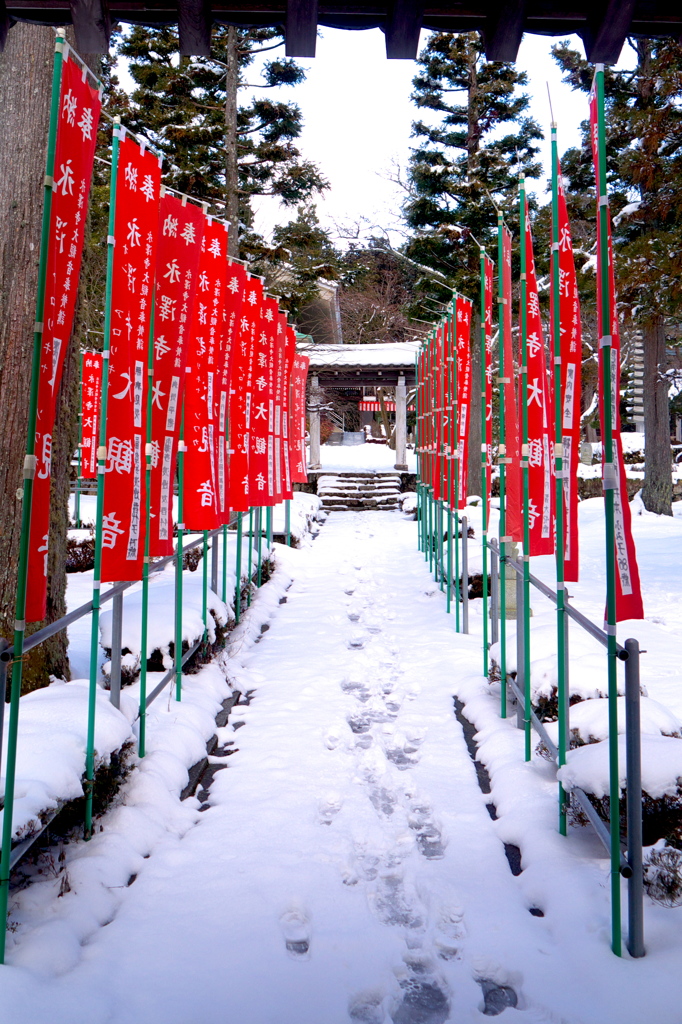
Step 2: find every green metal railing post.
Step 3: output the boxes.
[595,64,622,957]
[75,351,83,528]
[85,115,121,839]
[519,178,532,761]
[247,508,254,605]
[256,507,263,588]
[221,523,228,603]
[235,511,243,622]
[551,123,570,836]
[285,499,291,546]
[497,214,508,719]
[202,530,209,639]
[175,408,186,702]
[480,250,490,677]
[138,291,156,758]
[0,30,66,960]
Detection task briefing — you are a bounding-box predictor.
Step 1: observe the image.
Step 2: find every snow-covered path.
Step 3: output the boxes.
[5,510,682,1023]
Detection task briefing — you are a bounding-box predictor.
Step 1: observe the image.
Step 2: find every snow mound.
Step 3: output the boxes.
[544,696,681,749]
[558,733,682,800]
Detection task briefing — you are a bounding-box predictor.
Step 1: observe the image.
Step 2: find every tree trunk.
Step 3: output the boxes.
[641,315,672,515]
[224,26,240,258]
[0,25,96,689]
[0,24,57,686]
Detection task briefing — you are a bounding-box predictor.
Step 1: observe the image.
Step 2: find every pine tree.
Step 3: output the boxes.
[118,25,328,257]
[553,39,682,514]
[403,31,542,491]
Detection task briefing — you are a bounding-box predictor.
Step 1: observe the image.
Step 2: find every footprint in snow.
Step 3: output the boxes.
[369,784,398,818]
[391,971,450,1024]
[318,792,343,825]
[280,908,311,960]
[372,871,425,930]
[349,990,386,1023]
[433,906,466,961]
[472,959,521,1017]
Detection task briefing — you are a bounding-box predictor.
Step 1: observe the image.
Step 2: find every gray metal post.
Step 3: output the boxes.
[394,374,408,471]
[490,539,499,647]
[0,641,9,763]
[309,375,322,471]
[516,568,524,730]
[461,515,469,634]
[211,530,219,594]
[625,637,645,958]
[109,591,123,710]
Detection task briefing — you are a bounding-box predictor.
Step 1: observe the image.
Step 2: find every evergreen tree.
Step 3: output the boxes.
[118,25,328,257]
[403,31,542,488]
[338,240,418,344]
[553,39,682,514]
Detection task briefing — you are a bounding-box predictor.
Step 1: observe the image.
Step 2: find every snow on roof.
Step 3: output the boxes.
[298,341,420,370]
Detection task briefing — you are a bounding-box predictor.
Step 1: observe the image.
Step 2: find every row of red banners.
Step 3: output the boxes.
[26,55,310,620]
[416,132,643,622]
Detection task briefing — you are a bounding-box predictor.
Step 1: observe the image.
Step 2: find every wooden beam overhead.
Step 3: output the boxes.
[483,0,527,61]
[286,0,318,57]
[384,0,423,59]
[178,0,211,56]
[581,0,638,64]
[68,0,111,53]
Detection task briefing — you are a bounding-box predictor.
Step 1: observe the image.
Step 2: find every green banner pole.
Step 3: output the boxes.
[138,291,156,758]
[75,350,83,528]
[595,63,622,957]
[175,406,186,702]
[222,522,228,603]
[452,300,461,632]
[247,507,254,605]
[519,177,532,761]
[438,325,445,594]
[202,530,208,639]
[285,499,291,547]
[0,29,66,962]
[446,319,453,613]
[85,116,121,839]
[256,507,263,588]
[497,213,508,719]
[235,511,243,622]
[480,249,490,677]
[551,122,569,836]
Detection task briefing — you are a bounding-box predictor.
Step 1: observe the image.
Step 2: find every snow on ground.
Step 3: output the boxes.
[315,441,417,473]
[2,506,682,1022]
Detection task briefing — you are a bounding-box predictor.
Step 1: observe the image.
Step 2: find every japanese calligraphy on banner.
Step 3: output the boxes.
[250,296,276,503]
[101,133,162,582]
[280,315,295,499]
[483,255,494,520]
[456,296,473,509]
[589,86,644,620]
[523,202,555,556]
[80,352,102,480]
[289,351,309,483]
[229,276,263,509]
[501,225,523,544]
[184,217,228,531]
[220,261,246,516]
[149,193,205,555]
[26,53,101,621]
[555,162,582,581]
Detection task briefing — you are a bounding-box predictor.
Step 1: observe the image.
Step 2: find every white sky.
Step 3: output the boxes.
[246,28,600,244]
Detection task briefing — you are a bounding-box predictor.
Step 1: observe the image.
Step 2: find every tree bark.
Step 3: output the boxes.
[0,25,95,689]
[641,315,672,515]
[224,26,240,258]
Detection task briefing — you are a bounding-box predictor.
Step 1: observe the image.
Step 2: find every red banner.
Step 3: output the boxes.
[219,261,247,517]
[149,194,205,555]
[250,296,277,504]
[101,133,162,582]
[183,217,229,531]
[590,87,644,621]
[230,276,263,508]
[502,226,523,543]
[272,311,285,504]
[80,351,102,480]
[555,161,583,581]
[456,296,472,508]
[523,202,554,556]
[289,351,309,483]
[483,255,494,520]
[280,317,295,499]
[26,54,101,620]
